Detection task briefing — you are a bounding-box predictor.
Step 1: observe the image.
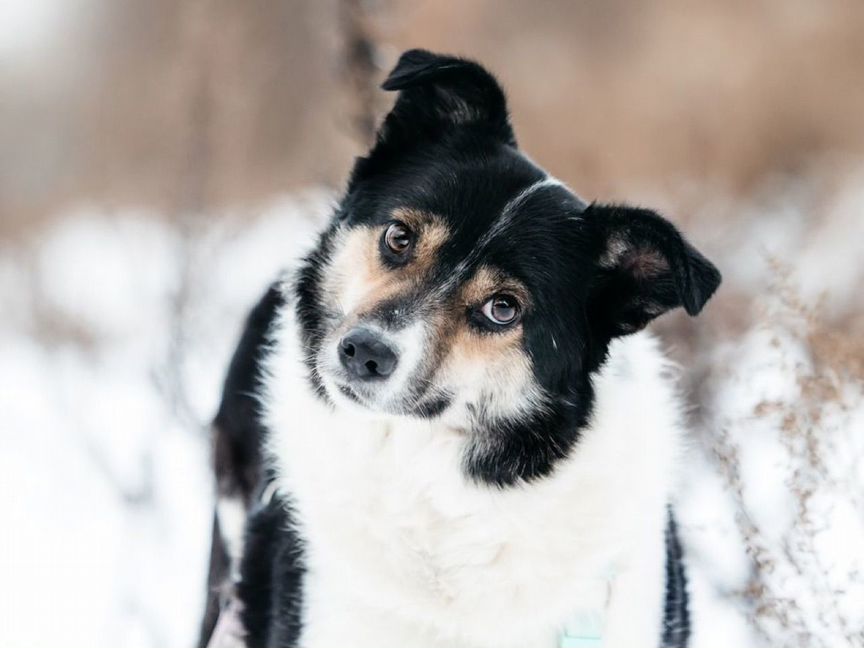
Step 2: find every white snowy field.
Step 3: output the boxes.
[0,193,327,648]
[0,173,862,648]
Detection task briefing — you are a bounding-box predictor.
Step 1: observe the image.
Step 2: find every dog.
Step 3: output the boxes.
[198,49,721,648]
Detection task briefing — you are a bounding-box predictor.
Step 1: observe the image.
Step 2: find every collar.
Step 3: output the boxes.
[558,566,617,648]
[559,609,605,647]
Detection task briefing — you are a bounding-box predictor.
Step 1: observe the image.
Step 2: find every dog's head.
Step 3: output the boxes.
[294,50,721,486]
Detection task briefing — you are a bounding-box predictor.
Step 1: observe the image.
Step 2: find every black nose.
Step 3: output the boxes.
[338,328,398,380]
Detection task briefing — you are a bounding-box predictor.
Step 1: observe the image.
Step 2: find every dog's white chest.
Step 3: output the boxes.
[273,418,619,647]
[263,326,680,648]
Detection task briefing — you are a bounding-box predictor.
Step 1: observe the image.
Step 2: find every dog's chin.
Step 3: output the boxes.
[318,376,385,416]
[320,372,453,421]
[334,382,387,414]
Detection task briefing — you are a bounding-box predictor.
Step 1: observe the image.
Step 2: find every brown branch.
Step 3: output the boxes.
[339,0,383,147]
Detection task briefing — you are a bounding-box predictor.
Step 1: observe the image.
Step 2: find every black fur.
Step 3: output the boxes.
[583,204,721,337]
[200,49,716,648]
[662,511,691,648]
[213,283,285,505]
[238,494,305,648]
[198,284,284,648]
[350,49,516,188]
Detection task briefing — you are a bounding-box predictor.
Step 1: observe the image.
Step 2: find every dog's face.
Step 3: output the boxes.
[294,50,721,486]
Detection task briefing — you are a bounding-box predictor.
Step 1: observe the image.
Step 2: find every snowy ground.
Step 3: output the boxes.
[0,193,327,648]
[1,174,861,648]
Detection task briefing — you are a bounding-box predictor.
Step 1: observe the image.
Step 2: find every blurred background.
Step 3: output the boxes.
[1,1,862,647]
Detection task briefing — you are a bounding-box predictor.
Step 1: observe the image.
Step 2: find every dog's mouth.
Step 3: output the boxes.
[328,374,381,406]
[409,392,453,418]
[336,383,364,404]
[330,376,453,419]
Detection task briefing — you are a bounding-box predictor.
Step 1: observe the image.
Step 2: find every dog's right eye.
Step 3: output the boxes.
[382,222,415,260]
[481,295,520,326]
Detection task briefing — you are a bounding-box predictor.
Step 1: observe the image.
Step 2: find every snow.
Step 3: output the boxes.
[0,174,861,647]
[0,194,327,648]
[693,316,864,647]
[677,168,864,647]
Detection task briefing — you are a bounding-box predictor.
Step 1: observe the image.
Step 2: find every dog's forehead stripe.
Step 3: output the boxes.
[434,177,566,296]
[481,177,565,246]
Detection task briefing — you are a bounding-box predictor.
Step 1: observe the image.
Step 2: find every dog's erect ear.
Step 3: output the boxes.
[378,49,514,144]
[348,50,514,187]
[379,49,515,146]
[583,204,722,337]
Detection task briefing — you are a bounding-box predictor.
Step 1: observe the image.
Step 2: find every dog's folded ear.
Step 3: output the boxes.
[583,204,722,337]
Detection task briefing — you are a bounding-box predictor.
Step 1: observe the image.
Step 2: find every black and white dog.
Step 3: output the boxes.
[199,50,721,648]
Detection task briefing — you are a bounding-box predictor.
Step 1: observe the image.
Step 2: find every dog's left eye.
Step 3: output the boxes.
[481,295,520,326]
[383,222,414,255]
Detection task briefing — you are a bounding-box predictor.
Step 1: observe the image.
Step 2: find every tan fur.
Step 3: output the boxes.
[431,266,536,410]
[440,325,531,389]
[392,208,450,276]
[458,266,530,310]
[322,225,398,320]
[323,210,452,328]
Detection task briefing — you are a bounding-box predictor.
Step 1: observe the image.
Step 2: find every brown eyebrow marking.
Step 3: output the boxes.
[459,265,531,309]
[390,208,450,275]
[424,264,530,374]
[322,209,452,325]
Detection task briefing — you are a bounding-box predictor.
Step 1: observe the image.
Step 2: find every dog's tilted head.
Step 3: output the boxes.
[293,49,721,486]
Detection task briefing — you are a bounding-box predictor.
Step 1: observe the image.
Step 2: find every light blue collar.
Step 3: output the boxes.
[558,567,616,648]
[559,609,605,647]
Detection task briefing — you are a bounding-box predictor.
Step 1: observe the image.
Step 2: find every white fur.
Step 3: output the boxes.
[217,494,247,581]
[261,295,684,648]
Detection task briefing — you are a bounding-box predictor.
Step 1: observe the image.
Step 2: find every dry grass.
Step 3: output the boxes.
[708,265,864,647]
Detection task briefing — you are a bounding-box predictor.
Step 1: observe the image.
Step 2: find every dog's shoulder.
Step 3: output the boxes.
[214,281,285,503]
